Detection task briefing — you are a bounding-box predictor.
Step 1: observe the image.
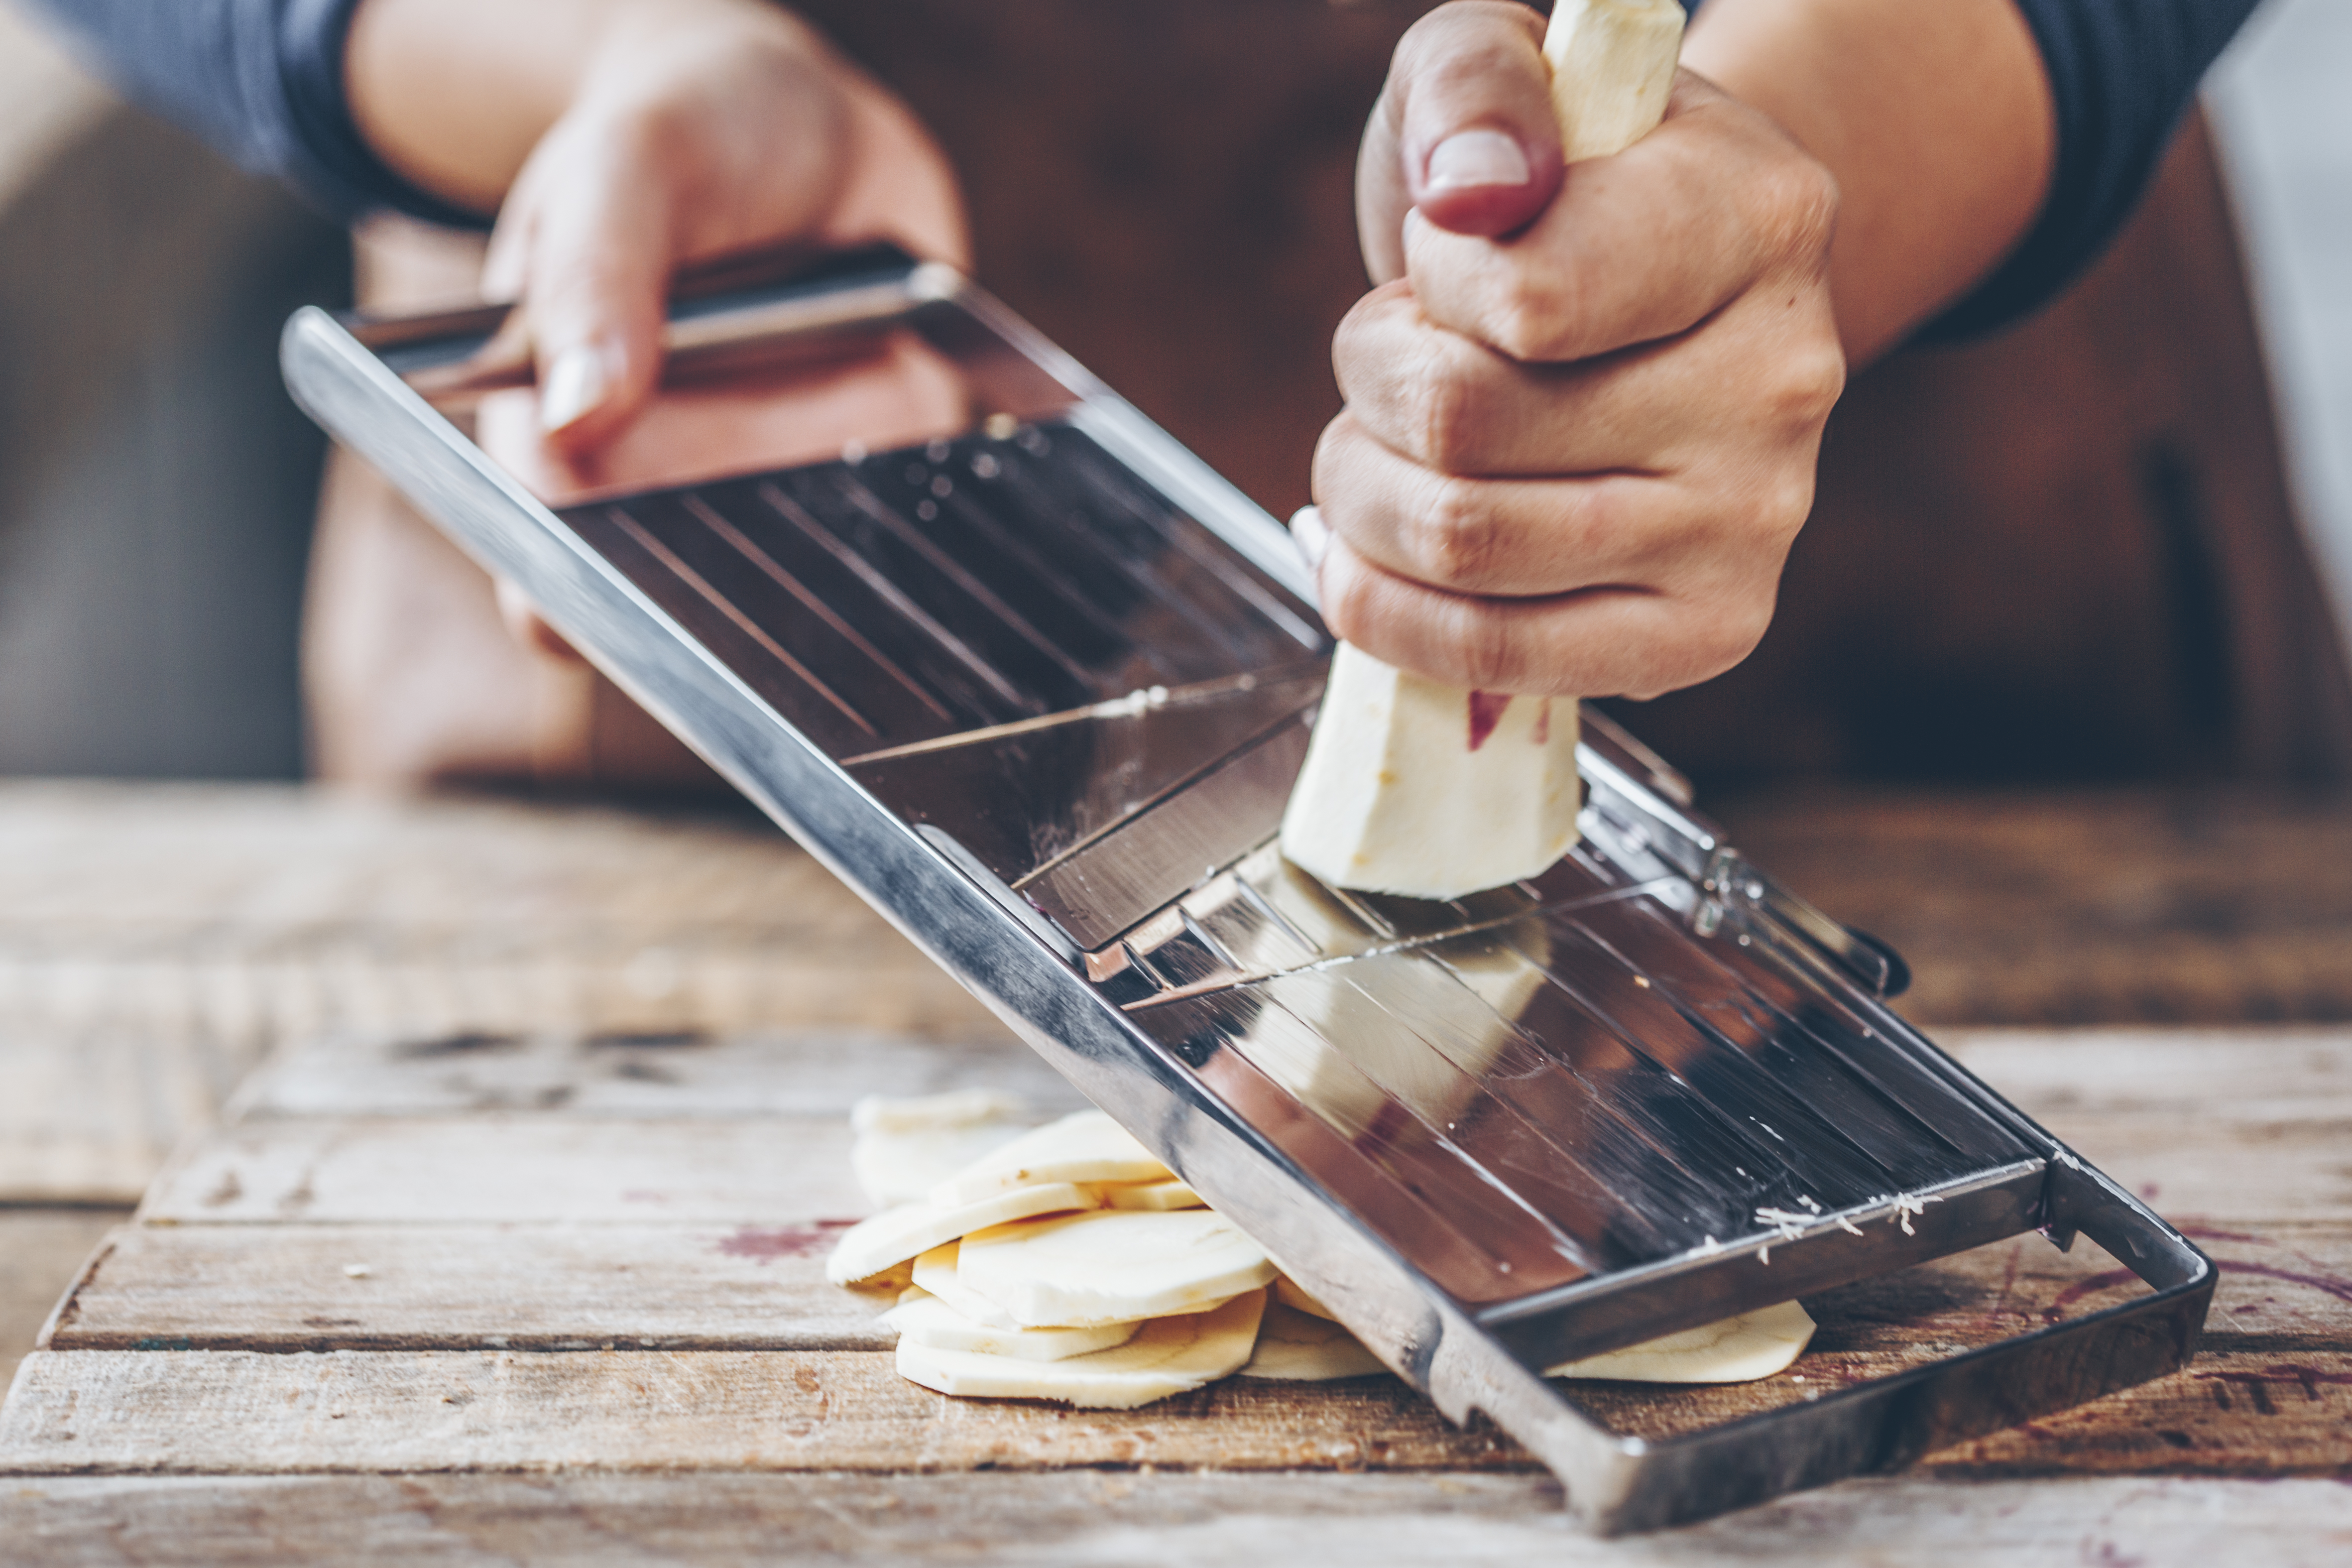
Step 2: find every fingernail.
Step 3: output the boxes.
[540,343,609,433]
[1290,504,1330,572]
[1425,129,1531,191]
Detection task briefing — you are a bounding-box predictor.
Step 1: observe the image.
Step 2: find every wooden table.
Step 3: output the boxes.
[1,783,2349,1563]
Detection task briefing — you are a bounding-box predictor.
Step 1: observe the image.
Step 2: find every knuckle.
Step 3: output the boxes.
[1406,350,1487,473]
[1761,155,1840,261]
[1768,338,1846,430]
[1459,612,1522,693]
[1413,474,1503,587]
[1485,271,1575,362]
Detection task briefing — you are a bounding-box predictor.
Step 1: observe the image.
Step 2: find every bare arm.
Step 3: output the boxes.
[1682,0,2055,364]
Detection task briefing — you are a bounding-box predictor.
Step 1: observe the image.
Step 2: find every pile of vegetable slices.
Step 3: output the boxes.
[828,1091,1815,1411]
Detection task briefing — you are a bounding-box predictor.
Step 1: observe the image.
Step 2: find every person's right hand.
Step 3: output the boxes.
[1304,1,1845,703]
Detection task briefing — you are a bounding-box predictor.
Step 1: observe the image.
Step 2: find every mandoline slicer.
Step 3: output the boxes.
[282,244,2213,1535]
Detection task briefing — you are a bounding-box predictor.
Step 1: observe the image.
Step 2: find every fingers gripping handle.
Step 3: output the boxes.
[1543,0,1686,162]
[1278,5,1688,901]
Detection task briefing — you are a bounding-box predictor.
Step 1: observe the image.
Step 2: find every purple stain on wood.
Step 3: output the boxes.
[2218,1261,2352,1307]
[1467,691,1511,751]
[1532,698,1551,744]
[2043,1268,2142,1323]
[714,1221,855,1264]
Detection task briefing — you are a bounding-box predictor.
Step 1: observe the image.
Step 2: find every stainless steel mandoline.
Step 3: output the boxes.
[282,244,2214,1535]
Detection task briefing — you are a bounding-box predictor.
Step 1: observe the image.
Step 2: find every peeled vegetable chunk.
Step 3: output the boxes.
[1281,643,1581,900]
[1545,1299,1817,1383]
[1240,1302,1386,1381]
[895,1289,1267,1409]
[885,1286,1139,1362]
[1543,0,1686,163]
[823,1183,1092,1286]
[850,1089,1032,1136]
[955,1208,1277,1327]
[930,1109,1172,1206]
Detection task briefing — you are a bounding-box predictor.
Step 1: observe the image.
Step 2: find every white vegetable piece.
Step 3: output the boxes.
[1279,643,1582,900]
[1240,1302,1387,1381]
[849,1088,1032,1136]
[895,1290,1267,1409]
[849,1090,1038,1206]
[1096,1178,1205,1211]
[955,1208,1277,1327]
[910,1242,1022,1329]
[823,1183,1093,1286]
[884,1286,1139,1362]
[1543,0,1687,164]
[1545,1299,1816,1383]
[929,1109,1172,1206]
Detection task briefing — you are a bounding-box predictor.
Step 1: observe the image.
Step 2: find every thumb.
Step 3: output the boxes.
[513,129,674,453]
[1357,0,1564,283]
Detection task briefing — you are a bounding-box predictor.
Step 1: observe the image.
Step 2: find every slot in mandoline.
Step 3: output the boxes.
[282,244,2215,1534]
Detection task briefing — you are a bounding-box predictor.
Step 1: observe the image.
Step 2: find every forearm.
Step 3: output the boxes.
[344,0,816,216]
[1682,0,2053,365]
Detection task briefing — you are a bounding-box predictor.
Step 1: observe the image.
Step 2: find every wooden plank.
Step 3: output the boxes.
[0,1020,247,1204]
[0,1348,1520,1475]
[48,1225,898,1352]
[137,1119,869,1225]
[1714,791,2352,1028]
[2016,1111,2352,1221]
[0,784,1012,1098]
[7,1341,2344,1481]
[32,1216,2352,1475]
[229,1028,1081,1122]
[1942,1026,2352,1121]
[61,1213,2344,1362]
[8,1471,2352,1568]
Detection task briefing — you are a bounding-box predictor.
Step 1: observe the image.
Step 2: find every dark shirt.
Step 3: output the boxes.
[24,0,2263,340]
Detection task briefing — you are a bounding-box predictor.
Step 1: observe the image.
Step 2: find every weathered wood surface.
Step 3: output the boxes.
[4,780,2352,1560]
[7,1025,2350,1487]
[228,1027,1079,1122]
[7,1472,2345,1568]
[0,783,1016,1206]
[13,1219,2348,1476]
[49,1226,900,1352]
[1,782,2344,1208]
[1720,790,2352,1027]
[137,1118,868,1226]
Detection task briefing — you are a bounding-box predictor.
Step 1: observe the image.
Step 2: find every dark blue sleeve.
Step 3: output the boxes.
[19,0,484,228]
[1686,0,2255,341]
[1918,0,2261,341]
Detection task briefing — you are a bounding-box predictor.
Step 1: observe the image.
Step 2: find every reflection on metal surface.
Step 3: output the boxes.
[286,243,2216,1535]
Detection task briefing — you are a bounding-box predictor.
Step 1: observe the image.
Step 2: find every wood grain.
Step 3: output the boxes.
[229,1027,1078,1123]
[0,1347,1519,1475]
[49,1225,901,1353]
[1720,791,2352,1027]
[136,1119,870,1226]
[10,1471,2349,1568]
